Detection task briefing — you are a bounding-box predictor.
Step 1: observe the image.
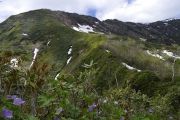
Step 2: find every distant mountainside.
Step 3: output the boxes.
[1,9,180,94]
[2,9,180,119]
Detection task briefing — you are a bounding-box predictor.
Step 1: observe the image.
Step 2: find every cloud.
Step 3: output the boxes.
[0,0,180,23]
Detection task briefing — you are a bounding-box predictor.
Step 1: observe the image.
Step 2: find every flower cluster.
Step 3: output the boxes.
[54,108,62,120]
[88,103,97,112]
[2,107,13,119]
[1,95,25,119]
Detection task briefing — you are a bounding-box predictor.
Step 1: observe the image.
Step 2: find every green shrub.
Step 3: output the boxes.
[130,71,160,96]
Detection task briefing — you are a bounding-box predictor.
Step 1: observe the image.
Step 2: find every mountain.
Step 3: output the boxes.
[1,9,180,94]
[2,9,180,119]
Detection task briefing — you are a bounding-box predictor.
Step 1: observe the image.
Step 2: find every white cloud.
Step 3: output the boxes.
[0,0,180,23]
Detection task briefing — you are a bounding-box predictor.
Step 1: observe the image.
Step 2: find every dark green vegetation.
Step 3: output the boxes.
[0,9,180,119]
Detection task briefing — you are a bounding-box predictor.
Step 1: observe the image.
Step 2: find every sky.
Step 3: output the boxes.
[0,0,180,23]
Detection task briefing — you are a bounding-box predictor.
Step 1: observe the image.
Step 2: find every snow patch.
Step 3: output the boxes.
[47,40,51,46]
[163,18,178,22]
[95,22,99,24]
[55,73,60,80]
[68,46,72,55]
[174,27,178,30]
[67,56,72,65]
[122,62,141,72]
[105,49,110,53]
[149,35,154,38]
[146,50,164,60]
[29,48,39,68]
[162,50,180,59]
[164,23,168,26]
[78,24,94,33]
[72,26,79,31]
[22,33,28,36]
[139,38,147,41]
[72,23,104,34]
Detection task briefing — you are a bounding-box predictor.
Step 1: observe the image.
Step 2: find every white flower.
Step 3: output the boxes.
[114,101,118,105]
[103,100,107,103]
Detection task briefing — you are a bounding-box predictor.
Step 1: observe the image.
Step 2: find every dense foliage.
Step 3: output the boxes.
[0,52,179,120]
[1,9,180,120]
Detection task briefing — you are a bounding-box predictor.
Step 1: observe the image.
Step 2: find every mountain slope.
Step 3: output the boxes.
[0,9,180,95]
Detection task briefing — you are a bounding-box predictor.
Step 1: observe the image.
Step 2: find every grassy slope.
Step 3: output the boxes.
[1,9,180,95]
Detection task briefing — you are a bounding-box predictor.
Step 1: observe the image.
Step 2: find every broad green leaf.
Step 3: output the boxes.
[30,82,35,88]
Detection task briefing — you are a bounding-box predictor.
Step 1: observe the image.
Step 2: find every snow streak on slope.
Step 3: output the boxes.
[105,49,110,53]
[122,62,141,72]
[146,50,164,60]
[29,48,39,68]
[162,50,180,59]
[55,73,60,80]
[21,33,28,36]
[55,46,73,80]
[68,46,72,55]
[67,56,72,65]
[47,40,51,46]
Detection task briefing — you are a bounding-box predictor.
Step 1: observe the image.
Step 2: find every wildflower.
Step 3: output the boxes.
[124,110,128,113]
[88,103,96,112]
[13,98,25,106]
[149,109,153,114]
[169,116,173,119]
[98,110,102,114]
[54,116,60,120]
[103,99,107,103]
[7,95,16,100]
[2,107,13,119]
[114,101,118,105]
[120,118,124,120]
[56,108,63,114]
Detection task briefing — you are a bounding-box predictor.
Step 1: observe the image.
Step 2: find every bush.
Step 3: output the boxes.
[130,71,160,96]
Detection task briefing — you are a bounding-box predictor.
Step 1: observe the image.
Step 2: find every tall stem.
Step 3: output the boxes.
[172,57,177,82]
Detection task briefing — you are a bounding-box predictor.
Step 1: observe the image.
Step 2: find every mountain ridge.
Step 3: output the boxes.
[0,9,180,95]
[1,9,180,45]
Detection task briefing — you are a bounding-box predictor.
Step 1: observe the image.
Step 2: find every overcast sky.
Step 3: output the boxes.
[0,0,180,23]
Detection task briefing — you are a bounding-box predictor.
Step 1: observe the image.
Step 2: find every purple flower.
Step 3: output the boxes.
[88,103,96,112]
[2,107,13,119]
[149,109,153,114]
[13,98,25,106]
[54,116,60,120]
[56,108,62,114]
[169,116,173,119]
[120,118,124,120]
[7,95,16,100]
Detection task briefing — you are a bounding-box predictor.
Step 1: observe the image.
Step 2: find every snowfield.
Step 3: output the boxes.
[72,23,104,34]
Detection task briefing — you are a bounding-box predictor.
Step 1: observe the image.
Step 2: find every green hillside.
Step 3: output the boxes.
[1,9,180,119]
